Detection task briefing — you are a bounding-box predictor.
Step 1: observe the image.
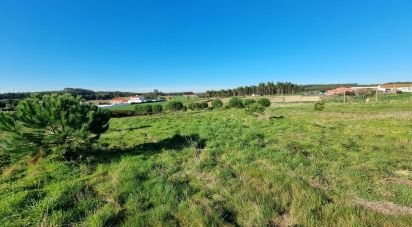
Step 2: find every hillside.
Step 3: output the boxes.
[1,98,412,226]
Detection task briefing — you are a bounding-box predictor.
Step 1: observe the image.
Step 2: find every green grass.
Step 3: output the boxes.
[1,96,412,226]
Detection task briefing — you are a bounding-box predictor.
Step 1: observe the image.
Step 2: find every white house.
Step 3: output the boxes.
[128,96,146,104]
[377,83,412,93]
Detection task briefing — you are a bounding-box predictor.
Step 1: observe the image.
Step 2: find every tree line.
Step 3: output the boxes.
[0,88,200,101]
[202,82,304,98]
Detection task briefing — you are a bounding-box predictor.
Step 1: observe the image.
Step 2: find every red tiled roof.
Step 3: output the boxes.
[111,97,129,102]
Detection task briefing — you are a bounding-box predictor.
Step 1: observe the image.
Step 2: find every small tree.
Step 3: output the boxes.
[314,101,325,111]
[228,97,244,108]
[0,94,110,157]
[135,104,152,115]
[211,99,223,109]
[165,101,185,112]
[152,104,163,114]
[245,103,265,115]
[243,99,256,107]
[257,98,271,107]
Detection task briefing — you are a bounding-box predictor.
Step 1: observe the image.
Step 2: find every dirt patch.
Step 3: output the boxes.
[270,211,294,227]
[308,178,331,191]
[395,170,412,176]
[354,198,412,215]
[384,177,412,187]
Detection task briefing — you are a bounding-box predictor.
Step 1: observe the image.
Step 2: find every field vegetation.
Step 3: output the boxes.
[0,94,411,226]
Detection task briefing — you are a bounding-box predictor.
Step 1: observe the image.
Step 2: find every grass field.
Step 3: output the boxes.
[1,96,412,226]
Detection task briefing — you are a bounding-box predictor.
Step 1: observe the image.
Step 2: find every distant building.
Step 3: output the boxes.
[377,83,412,93]
[111,97,129,104]
[326,87,354,95]
[128,95,146,104]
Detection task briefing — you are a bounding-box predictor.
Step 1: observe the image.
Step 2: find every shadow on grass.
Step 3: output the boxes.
[111,125,151,131]
[91,133,207,163]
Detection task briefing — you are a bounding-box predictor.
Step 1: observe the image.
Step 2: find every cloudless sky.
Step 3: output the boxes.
[0,0,411,92]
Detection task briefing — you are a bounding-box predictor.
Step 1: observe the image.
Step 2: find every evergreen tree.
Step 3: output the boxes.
[0,94,110,157]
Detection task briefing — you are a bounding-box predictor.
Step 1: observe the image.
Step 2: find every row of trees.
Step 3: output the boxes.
[203,82,303,98]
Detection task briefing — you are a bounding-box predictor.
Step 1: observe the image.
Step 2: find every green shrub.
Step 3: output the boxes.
[0,94,110,156]
[188,102,208,110]
[200,102,208,109]
[134,105,152,115]
[245,103,265,115]
[165,101,185,112]
[211,99,223,109]
[152,104,163,114]
[257,98,271,107]
[110,110,137,118]
[314,101,325,111]
[228,97,244,108]
[243,99,256,107]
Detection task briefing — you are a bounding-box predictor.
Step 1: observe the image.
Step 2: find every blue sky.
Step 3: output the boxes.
[0,0,411,92]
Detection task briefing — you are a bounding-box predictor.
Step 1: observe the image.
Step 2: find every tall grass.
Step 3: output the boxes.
[1,96,411,226]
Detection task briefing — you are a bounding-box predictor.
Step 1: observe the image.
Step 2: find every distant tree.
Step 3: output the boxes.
[135,104,153,115]
[245,103,265,115]
[211,99,223,109]
[0,94,110,157]
[165,101,185,112]
[257,98,271,107]
[228,97,244,108]
[152,104,163,114]
[243,99,256,107]
[153,89,160,98]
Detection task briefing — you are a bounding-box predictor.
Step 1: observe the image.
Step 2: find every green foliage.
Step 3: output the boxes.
[257,98,271,107]
[134,105,152,115]
[245,103,265,115]
[243,99,256,107]
[109,110,137,118]
[0,94,110,156]
[188,102,208,110]
[2,99,412,226]
[314,101,326,111]
[228,97,244,108]
[211,99,223,109]
[151,104,163,114]
[165,101,185,112]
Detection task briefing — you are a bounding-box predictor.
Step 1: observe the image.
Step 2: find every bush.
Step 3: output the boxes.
[152,104,163,114]
[188,102,208,110]
[211,99,223,109]
[228,97,244,108]
[0,94,110,157]
[245,103,266,115]
[134,105,152,115]
[314,101,325,111]
[165,101,185,112]
[243,99,256,107]
[110,110,137,118]
[257,98,271,107]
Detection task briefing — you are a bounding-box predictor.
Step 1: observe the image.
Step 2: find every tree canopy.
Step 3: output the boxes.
[0,94,110,157]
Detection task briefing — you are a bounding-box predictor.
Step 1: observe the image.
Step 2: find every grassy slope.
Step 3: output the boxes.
[1,98,412,226]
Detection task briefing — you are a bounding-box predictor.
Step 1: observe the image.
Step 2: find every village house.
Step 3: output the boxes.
[111,97,129,105]
[128,95,146,104]
[377,83,412,93]
[326,87,354,95]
